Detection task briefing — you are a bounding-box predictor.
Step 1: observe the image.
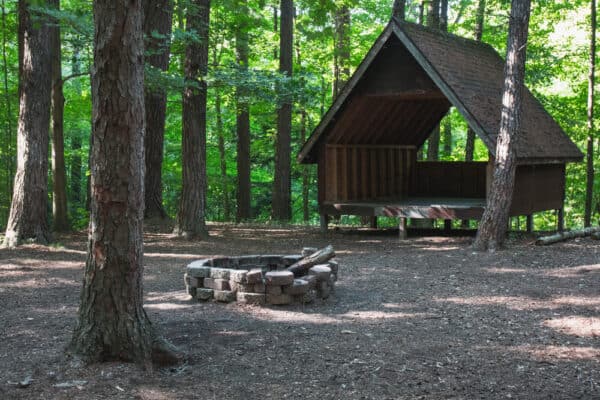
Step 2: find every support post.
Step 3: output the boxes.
[399,217,407,240]
[320,214,329,233]
[444,219,452,232]
[526,214,533,233]
[557,208,564,232]
[370,216,377,229]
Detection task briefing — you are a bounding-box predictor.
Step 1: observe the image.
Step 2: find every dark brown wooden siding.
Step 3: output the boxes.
[510,164,565,215]
[323,145,416,202]
[410,162,487,198]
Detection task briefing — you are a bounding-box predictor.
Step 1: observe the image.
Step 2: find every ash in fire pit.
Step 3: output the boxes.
[184,246,338,306]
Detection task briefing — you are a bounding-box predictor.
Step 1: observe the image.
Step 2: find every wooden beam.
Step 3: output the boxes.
[399,217,408,240]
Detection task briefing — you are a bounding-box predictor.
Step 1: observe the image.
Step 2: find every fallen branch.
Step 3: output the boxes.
[286,245,335,277]
[536,227,600,246]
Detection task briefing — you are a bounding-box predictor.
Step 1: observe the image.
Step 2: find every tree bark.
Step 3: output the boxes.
[4,0,53,247]
[143,0,173,221]
[49,0,69,232]
[392,0,405,20]
[174,0,210,239]
[1,0,14,204]
[585,0,596,227]
[333,5,350,99]
[69,43,82,207]
[68,0,179,367]
[236,0,251,221]
[442,119,452,159]
[215,88,230,221]
[473,0,531,251]
[440,0,448,31]
[465,0,486,163]
[272,0,293,221]
[300,110,310,222]
[427,0,440,30]
[418,0,425,25]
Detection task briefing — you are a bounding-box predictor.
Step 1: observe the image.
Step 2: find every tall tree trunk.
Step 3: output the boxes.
[272,0,293,221]
[175,0,210,238]
[465,0,486,162]
[4,0,52,247]
[50,0,69,232]
[1,0,14,207]
[333,5,350,98]
[440,0,448,31]
[273,5,278,60]
[68,0,178,367]
[427,0,440,29]
[473,0,531,251]
[425,0,441,161]
[392,0,405,20]
[215,89,230,221]
[69,43,82,207]
[143,0,173,221]
[236,0,251,221]
[418,0,425,25]
[300,110,310,222]
[585,0,596,227]
[442,119,452,159]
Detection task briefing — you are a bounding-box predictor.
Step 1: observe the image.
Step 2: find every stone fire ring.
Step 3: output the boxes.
[184,250,338,306]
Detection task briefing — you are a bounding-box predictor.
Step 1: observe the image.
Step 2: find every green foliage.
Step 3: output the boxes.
[0,0,596,232]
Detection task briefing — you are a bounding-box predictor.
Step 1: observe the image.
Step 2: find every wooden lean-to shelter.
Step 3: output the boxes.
[298,19,583,237]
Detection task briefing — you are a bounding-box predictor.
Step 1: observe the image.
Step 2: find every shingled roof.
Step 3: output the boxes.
[298,19,583,164]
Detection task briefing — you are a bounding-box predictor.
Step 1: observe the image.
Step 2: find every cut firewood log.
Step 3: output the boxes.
[286,245,335,277]
[536,227,600,246]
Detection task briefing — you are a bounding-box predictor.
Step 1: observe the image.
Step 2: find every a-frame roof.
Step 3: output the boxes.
[298,19,583,164]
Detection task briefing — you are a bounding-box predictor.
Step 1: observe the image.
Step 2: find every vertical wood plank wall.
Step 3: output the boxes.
[324,145,416,202]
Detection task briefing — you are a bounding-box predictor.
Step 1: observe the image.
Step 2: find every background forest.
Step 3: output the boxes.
[0,0,595,232]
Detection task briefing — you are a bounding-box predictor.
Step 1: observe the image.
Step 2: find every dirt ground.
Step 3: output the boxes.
[0,224,599,399]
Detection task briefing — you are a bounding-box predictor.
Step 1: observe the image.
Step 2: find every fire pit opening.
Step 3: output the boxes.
[184,246,338,306]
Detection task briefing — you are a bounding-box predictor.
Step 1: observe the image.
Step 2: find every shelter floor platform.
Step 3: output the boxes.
[321,197,486,220]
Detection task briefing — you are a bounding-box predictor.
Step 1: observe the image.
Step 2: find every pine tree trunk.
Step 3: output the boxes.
[1,0,14,206]
[440,0,448,31]
[585,0,596,227]
[175,0,210,238]
[300,110,310,222]
[68,0,178,367]
[465,0,486,163]
[473,0,531,251]
[427,0,440,29]
[272,0,293,221]
[143,0,173,221]
[215,89,230,221]
[50,0,69,232]
[69,43,82,207]
[392,0,405,20]
[333,5,350,99]
[236,0,251,221]
[4,0,52,247]
[425,0,441,161]
[442,119,452,159]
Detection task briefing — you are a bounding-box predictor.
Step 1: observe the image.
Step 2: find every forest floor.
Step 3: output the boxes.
[0,224,599,399]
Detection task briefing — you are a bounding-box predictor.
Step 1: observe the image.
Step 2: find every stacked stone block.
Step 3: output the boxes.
[184,251,338,306]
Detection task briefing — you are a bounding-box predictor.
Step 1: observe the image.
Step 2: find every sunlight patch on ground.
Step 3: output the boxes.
[484,267,529,274]
[145,302,194,311]
[420,245,461,251]
[436,295,600,311]
[544,264,600,278]
[144,252,206,260]
[513,345,600,361]
[480,344,600,361]
[0,277,79,289]
[0,260,82,270]
[246,308,434,325]
[544,316,600,337]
